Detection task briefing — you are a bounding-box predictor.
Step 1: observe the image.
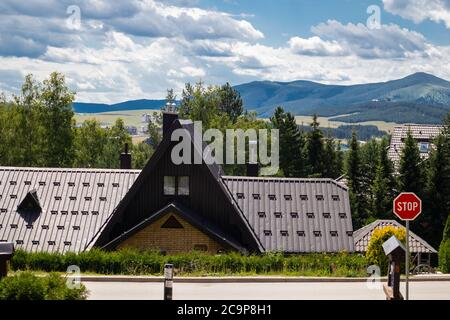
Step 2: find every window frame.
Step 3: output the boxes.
[163,176,176,196]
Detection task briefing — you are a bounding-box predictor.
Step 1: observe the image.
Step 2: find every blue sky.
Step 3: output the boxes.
[0,0,449,103]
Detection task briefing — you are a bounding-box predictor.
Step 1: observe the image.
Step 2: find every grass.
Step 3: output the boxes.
[11,249,369,278]
[74,109,161,128]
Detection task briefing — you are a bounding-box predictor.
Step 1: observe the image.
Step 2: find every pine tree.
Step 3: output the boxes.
[270,107,307,177]
[398,129,424,194]
[323,133,340,178]
[306,114,324,176]
[218,82,243,123]
[345,131,367,229]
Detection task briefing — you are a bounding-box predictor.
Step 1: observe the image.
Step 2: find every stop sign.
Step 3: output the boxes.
[393,192,422,221]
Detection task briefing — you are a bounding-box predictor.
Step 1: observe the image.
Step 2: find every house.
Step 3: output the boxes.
[388,124,444,170]
[0,109,355,255]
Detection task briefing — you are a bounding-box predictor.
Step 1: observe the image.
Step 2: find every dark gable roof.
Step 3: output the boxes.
[354,220,437,253]
[221,176,354,253]
[102,202,248,253]
[0,167,140,253]
[94,119,264,252]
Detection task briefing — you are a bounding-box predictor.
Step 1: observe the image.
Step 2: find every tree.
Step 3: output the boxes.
[322,132,341,178]
[37,72,75,167]
[306,115,324,176]
[346,131,368,229]
[218,82,243,123]
[147,112,162,148]
[371,138,396,219]
[101,118,132,168]
[270,107,307,177]
[165,88,176,105]
[132,142,154,169]
[398,129,424,195]
[439,215,450,273]
[73,120,108,168]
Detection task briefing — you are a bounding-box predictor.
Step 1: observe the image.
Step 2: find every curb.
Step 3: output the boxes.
[78,275,450,283]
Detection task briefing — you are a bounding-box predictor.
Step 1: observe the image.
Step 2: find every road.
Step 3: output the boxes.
[83,281,450,300]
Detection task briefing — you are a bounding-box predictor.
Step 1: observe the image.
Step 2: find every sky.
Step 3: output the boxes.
[1,0,450,103]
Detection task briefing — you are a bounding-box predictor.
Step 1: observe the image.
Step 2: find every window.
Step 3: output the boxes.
[163,176,176,195]
[419,142,429,153]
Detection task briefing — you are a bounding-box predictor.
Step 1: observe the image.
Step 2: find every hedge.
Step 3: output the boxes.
[11,249,368,277]
[439,216,450,273]
[0,272,88,300]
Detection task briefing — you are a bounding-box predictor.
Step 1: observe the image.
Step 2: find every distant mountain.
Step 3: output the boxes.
[73,99,166,113]
[234,72,450,123]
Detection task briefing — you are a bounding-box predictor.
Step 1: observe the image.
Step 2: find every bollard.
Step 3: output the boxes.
[164,264,174,300]
[382,236,405,300]
[0,242,14,279]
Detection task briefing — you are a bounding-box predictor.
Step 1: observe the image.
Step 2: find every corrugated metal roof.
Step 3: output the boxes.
[221,176,355,253]
[0,167,140,253]
[388,124,444,170]
[353,219,437,253]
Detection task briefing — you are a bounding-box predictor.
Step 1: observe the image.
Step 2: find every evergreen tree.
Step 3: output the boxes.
[218,82,243,123]
[323,132,340,178]
[101,118,132,168]
[398,129,424,194]
[306,115,324,176]
[270,107,307,177]
[165,88,176,105]
[346,131,367,229]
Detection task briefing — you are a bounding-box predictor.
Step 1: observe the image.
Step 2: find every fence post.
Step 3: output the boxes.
[164,264,174,300]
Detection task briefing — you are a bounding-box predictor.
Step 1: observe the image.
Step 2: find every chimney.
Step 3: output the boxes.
[246,140,259,177]
[120,143,132,169]
[162,102,178,138]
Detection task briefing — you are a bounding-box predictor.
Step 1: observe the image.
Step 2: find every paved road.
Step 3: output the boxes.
[83,281,450,300]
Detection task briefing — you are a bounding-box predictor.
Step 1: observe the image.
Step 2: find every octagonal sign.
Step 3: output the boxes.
[393,192,422,221]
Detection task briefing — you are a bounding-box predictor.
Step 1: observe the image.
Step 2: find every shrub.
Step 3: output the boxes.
[366,225,406,275]
[0,272,88,300]
[439,216,450,273]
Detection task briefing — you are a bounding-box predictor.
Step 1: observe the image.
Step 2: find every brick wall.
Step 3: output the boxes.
[117,212,226,254]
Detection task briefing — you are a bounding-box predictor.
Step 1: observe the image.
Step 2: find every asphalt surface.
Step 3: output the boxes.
[83,281,450,300]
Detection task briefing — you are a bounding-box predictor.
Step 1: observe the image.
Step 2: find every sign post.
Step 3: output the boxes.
[164,264,174,300]
[393,192,422,301]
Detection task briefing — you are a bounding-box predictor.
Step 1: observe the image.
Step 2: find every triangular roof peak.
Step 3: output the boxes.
[17,189,41,212]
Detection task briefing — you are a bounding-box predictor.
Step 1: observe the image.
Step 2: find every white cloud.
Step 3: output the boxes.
[288,36,347,56]
[383,0,450,28]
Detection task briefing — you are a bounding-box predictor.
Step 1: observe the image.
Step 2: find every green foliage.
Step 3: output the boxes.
[306,115,325,176]
[0,272,87,300]
[366,226,406,275]
[439,216,450,273]
[11,249,368,277]
[399,129,425,194]
[218,82,243,123]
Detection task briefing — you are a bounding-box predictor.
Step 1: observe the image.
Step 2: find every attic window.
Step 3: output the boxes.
[339,212,347,219]
[297,231,305,237]
[290,212,298,218]
[300,195,308,201]
[280,230,289,236]
[307,212,315,218]
[274,212,282,218]
[323,213,331,219]
[316,195,324,201]
[68,182,75,187]
[346,231,353,236]
[17,190,41,213]
[284,195,292,200]
[53,182,60,186]
[178,176,190,196]
[258,211,266,218]
[236,193,245,199]
[330,231,338,237]
[82,182,90,187]
[159,216,182,229]
[268,194,276,200]
[332,195,340,201]
[112,182,119,187]
[163,176,175,195]
[97,182,105,187]
[313,231,322,237]
[24,181,31,186]
[252,193,261,200]
[263,230,272,236]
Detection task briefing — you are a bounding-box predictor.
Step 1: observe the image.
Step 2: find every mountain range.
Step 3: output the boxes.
[73,72,450,124]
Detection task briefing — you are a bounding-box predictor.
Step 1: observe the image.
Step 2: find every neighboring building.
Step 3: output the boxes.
[354,219,437,268]
[125,126,138,135]
[0,111,355,255]
[388,124,444,170]
[141,113,156,124]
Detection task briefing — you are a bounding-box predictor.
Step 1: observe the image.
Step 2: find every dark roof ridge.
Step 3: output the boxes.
[0,166,141,174]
